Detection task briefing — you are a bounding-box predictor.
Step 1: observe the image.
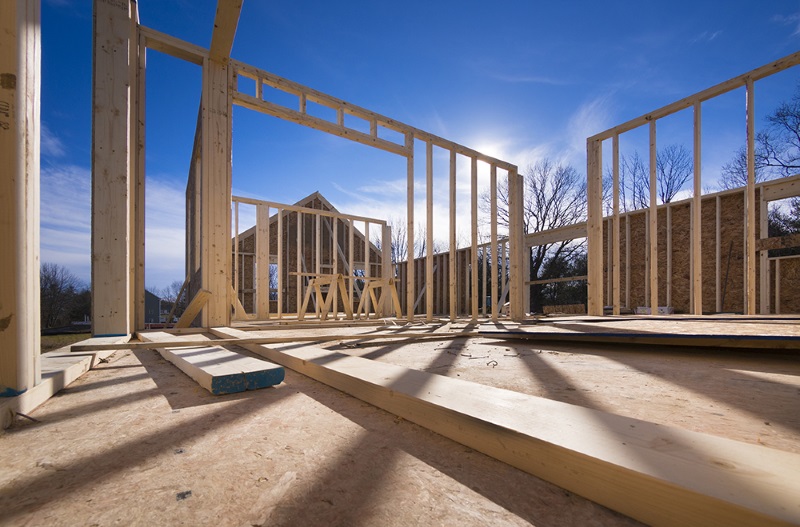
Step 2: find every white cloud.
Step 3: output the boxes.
[41,124,66,158]
[40,164,91,282]
[145,178,188,289]
[772,12,800,36]
[690,30,722,44]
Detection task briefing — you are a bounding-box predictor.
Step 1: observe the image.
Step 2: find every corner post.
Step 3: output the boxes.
[91,0,136,337]
[0,0,41,395]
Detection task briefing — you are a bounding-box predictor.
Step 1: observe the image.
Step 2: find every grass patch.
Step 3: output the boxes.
[41,333,92,353]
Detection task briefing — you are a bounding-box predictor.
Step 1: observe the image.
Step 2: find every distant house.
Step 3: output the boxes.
[233,191,384,314]
[144,290,161,324]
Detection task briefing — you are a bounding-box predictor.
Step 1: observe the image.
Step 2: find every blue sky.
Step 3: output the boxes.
[40,0,800,290]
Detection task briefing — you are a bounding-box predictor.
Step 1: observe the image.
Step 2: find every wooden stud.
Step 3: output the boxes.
[364,221,371,314]
[471,157,479,320]
[315,214,321,278]
[606,218,612,306]
[490,165,498,321]
[482,246,488,316]
[0,0,41,395]
[256,204,269,319]
[666,204,672,307]
[426,140,434,322]
[625,214,631,309]
[745,78,757,315]
[759,190,769,314]
[348,218,355,316]
[234,201,240,299]
[382,224,392,316]
[775,259,781,314]
[649,120,658,315]
[449,150,457,321]
[92,0,136,336]
[692,101,703,315]
[333,217,339,318]
[277,209,284,319]
[508,167,525,320]
[716,196,721,312]
[296,211,302,314]
[586,139,604,316]
[134,28,146,331]
[199,56,232,327]
[645,210,651,304]
[612,134,621,315]
[406,133,415,321]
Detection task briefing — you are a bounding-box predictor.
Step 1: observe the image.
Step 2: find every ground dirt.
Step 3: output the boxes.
[1,316,798,526]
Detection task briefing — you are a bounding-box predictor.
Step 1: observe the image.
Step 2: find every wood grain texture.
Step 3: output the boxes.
[140,331,283,395]
[212,326,800,527]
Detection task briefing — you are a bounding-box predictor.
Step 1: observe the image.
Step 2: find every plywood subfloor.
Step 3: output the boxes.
[1,317,798,526]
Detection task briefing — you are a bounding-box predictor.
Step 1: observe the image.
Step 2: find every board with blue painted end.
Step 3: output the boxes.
[139,331,284,395]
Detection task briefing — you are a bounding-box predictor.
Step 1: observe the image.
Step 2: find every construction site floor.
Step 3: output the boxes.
[1,316,798,526]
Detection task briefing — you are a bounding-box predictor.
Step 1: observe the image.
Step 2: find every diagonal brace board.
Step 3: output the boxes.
[212,326,800,527]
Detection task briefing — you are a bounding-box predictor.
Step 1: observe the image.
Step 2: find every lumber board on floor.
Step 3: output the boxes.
[76,331,476,352]
[478,330,800,349]
[1,336,125,429]
[139,332,283,395]
[213,325,800,527]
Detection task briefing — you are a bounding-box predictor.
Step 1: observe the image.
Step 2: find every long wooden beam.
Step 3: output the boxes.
[589,50,800,142]
[139,26,207,64]
[74,331,478,352]
[232,61,517,170]
[208,0,243,61]
[212,326,800,527]
[232,92,410,156]
[480,329,800,350]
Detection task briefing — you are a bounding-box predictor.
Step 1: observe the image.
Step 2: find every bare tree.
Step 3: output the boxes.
[618,151,649,211]
[40,262,83,328]
[374,217,446,263]
[719,142,769,190]
[158,279,187,316]
[608,145,692,209]
[482,159,587,310]
[720,84,800,189]
[656,144,692,203]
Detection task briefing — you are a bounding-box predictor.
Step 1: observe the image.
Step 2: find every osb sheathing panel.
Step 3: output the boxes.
[669,202,691,311]
[605,188,766,314]
[773,257,800,313]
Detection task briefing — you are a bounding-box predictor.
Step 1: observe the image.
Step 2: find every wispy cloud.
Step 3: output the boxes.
[563,94,614,164]
[145,178,187,288]
[488,72,572,86]
[41,124,66,157]
[772,12,800,35]
[41,164,91,281]
[691,30,722,44]
[40,162,189,289]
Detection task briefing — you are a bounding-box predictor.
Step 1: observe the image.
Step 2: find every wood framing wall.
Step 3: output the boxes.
[587,51,800,316]
[602,177,800,315]
[121,16,526,327]
[231,193,387,318]
[0,0,41,395]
